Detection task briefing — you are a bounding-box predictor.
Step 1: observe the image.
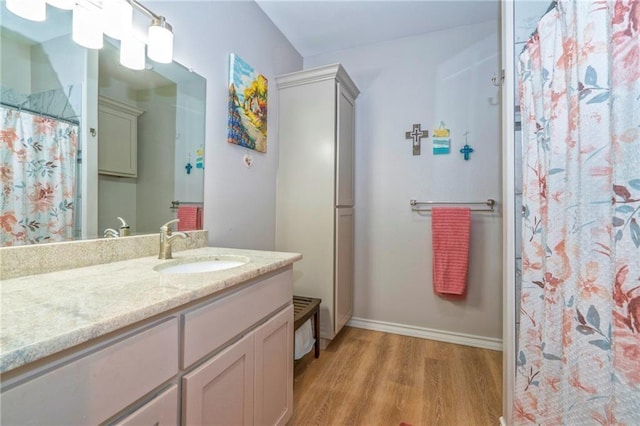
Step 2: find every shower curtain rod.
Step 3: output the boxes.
[0,102,80,126]
[410,199,496,212]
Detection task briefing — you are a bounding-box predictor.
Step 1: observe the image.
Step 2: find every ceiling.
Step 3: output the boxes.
[255,0,500,58]
[2,1,501,61]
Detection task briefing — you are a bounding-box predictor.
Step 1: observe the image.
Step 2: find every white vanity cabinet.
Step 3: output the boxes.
[0,318,179,426]
[98,96,144,177]
[182,269,294,425]
[253,305,294,426]
[182,306,293,426]
[183,332,255,425]
[0,267,294,426]
[114,385,179,426]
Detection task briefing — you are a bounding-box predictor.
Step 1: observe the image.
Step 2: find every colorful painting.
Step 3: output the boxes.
[227,54,268,153]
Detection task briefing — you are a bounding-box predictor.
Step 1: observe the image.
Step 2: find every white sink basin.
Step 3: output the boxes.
[154,255,250,274]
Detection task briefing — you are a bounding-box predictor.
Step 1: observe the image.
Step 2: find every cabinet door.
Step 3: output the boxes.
[254,305,294,426]
[335,208,354,335]
[114,385,178,426]
[182,333,255,426]
[98,98,143,177]
[336,84,355,207]
[182,268,293,369]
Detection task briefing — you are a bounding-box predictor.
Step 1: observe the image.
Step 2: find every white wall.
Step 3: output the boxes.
[173,80,205,205]
[136,85,177,234]
[144,1,303,250]
[0,35,31,94]
[98,176,137,234]
[31,35,84,118]
[305,20,503,340]
[97,79,140,234]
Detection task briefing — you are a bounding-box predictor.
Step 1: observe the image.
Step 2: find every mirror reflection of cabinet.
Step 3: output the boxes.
[1,10,206,243]
[98,96,144,178]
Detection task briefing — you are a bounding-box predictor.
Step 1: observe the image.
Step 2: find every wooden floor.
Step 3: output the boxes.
[289,327,502,426]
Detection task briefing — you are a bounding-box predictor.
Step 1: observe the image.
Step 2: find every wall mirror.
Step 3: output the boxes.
[0,5,206,246]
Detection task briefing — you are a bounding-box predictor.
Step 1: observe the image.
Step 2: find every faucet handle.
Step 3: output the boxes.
[103,228,119,238]
[161,218,180,232]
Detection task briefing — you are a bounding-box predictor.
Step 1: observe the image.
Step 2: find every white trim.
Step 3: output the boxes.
[347,317,503,351]
[501,1,516,425]
[500,416,507,426]
[275,63,360,98]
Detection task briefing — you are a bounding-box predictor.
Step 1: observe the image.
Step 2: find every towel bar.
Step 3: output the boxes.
[170,200,204,210]
[410,199,496,212]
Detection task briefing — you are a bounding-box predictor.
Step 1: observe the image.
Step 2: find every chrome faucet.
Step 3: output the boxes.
[103,217,130,238]
[104,228,119,238]
[159,219,189,259]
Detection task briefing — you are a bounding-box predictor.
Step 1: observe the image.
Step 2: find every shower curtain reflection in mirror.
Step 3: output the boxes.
[0,106,78,246]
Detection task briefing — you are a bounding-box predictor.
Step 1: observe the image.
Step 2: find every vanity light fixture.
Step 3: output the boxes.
[131,1,174,65]
[102,0,133,40]
[4,0,175,70]
[6,0,46,22]
[147,16,173,63]
[72,1,103,50]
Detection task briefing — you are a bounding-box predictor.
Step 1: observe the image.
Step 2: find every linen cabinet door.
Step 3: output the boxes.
[182,333,255,426]
[335,207,354,335]
[98,97,143,177]
[336,84,355,207]
[254,305,294,426]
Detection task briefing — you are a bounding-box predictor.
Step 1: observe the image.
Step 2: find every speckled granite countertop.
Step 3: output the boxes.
[0,247,302,374]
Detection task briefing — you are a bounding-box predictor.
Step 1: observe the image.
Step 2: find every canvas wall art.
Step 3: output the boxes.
[227,54,268,153]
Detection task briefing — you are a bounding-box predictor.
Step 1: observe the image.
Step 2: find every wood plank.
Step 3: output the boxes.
[289,327,502,426]
[293,296,321,330]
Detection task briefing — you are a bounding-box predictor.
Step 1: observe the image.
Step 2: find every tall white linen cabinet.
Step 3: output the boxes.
[275,64,359,341]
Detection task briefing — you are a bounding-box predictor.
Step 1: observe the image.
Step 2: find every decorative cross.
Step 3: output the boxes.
[405,124,429,155]
[185,162,193,174]
[460,131,474,161]
[460,144,474,160]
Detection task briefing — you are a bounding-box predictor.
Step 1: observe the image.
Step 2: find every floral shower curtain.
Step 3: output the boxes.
[0,106,78,246]
[516,0,640,424]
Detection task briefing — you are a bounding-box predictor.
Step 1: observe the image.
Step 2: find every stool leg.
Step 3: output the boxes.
[313,310,320,358]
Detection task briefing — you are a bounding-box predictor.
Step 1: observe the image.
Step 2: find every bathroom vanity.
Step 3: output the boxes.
[0,239,301,426]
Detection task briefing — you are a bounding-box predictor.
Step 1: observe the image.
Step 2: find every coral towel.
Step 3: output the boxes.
[432,207,471,298]
[177,206,199,231]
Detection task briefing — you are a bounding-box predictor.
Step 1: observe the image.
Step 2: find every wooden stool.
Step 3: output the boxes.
[293,296,321,358]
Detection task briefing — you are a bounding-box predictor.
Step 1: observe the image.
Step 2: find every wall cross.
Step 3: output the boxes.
[460,131,474,160]
[405,124,429,156]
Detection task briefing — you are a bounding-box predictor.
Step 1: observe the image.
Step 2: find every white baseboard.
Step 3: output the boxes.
[347,317,503,351]
[499,416,507,426]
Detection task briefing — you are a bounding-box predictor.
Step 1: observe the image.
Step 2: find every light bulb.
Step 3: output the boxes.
[7,0,46,21]
[72,1,103,49]
[147,17,173,64]
[103,0,133,40]
[120,36,145,70]
[46,0,75,10]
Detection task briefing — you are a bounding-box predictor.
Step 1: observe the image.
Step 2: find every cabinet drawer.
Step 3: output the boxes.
[1,318,179,426]
[114,385,178,426]
[182,267,293,368]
